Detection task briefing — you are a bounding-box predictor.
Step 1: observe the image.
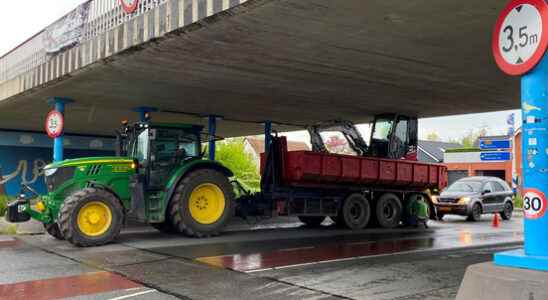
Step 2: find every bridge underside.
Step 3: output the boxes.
[0,0,517,136]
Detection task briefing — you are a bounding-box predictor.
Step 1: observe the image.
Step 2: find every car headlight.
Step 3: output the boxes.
[44,168,58,177]
[458,197,471,204]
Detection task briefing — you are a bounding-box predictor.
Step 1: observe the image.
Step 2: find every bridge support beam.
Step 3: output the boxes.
[208,116,219,161]
[264,121,272,155]
[133,106,157,122]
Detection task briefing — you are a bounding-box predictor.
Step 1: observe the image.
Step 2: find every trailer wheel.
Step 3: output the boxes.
[169,169,234,238]
[59,188,124,247]
[44,223,64,240]
[298,216,326,227]
[375,193,402,228]
[339,193,371,230]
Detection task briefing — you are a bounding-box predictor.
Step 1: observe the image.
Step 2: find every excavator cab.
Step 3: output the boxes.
[368,114,418,160]
[308,114,418,160]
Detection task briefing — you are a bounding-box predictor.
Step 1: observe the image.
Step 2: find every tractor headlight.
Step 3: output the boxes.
[458,197,471,204]
[44,168,58,177]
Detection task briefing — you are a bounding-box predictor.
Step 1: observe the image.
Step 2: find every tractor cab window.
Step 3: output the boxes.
[394,118,409,144]
[134,129,150,162]
[149,127,201,166]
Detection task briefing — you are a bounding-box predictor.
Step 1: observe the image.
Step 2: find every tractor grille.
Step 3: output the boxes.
[87,165,103,175]
[45,167,75,192]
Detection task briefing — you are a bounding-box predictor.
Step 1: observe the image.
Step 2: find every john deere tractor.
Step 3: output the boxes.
[6,121,234,246]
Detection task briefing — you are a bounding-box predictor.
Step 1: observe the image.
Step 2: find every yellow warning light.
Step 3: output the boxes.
[35,201,46,212]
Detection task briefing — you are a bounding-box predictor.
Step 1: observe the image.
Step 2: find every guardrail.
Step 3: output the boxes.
[0,0,167,84]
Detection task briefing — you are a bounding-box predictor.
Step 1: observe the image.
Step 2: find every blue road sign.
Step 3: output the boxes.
[480,151,511,161]
[480,139,511,150]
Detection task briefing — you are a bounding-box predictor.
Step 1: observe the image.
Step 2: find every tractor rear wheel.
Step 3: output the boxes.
[298,216,326,227]
[169,169,234,238]
[59,188,124,247]
[375,193,402,228]
[338,193,371,230]
[44,223,64,240]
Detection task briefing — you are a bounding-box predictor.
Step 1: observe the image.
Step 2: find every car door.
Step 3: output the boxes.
[481,182,496,213]
[491,181,507,212]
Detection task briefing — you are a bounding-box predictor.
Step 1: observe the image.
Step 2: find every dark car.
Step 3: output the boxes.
[432,176,514,221]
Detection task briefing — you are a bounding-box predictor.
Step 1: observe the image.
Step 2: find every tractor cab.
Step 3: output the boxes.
[307,113,418,160]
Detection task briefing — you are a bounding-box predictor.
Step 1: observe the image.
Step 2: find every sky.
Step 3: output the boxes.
[0,1,522,143]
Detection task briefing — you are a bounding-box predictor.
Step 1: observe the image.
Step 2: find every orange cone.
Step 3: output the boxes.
[492,213,500,228]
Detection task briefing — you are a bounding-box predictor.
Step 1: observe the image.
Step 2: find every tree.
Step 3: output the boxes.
[425,131,440,141]
[212,138,260,191]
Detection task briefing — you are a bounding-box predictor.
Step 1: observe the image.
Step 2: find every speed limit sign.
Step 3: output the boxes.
[493,0,548,75]
[45,110,64,138]
[523,188,547,219]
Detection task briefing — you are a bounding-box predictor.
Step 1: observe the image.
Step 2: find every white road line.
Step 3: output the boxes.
[108,289,156,300]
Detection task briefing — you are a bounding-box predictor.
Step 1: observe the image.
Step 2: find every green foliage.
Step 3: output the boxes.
[213,138,260,191]
[425,131,440,142]
[0,194,8,217]
[514,193,523,208]
[445,148,482,153]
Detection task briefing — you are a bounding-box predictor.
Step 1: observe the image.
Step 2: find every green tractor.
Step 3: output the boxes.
[6,121,235,246]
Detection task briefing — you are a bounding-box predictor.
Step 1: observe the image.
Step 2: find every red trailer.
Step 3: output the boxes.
[251,136,447,229]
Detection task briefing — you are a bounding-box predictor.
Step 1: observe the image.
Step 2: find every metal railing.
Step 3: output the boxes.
[0,0,167,84]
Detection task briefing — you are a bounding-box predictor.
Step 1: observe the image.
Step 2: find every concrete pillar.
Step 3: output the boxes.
[495,54,548,271]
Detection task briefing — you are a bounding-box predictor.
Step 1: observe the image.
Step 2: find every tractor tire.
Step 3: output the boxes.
[298,216,326,227]
[58,188,124,247]
[151,222,176,234]
[44,223,64,240]
[338,193,371,230]
[375,193,402,229]
[169,169,234,238]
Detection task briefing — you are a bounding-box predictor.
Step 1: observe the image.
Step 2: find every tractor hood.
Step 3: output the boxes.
[44,157,134,169]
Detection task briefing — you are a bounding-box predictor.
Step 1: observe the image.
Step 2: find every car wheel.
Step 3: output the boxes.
[467,203,482,222]
[500,202,513,220]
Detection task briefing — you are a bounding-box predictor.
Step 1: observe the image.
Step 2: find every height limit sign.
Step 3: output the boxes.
[493,0,548,75]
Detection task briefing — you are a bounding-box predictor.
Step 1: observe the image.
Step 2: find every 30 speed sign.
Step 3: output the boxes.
[523,188,547,219]
[493,0,548,75]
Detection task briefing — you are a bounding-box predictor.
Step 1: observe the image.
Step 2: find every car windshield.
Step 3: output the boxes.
[446,181,482,193]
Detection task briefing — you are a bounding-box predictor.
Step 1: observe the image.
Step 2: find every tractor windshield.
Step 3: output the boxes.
[372,117,394,141]
[134,129,150,162]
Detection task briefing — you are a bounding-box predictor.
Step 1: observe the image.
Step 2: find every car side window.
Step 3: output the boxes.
[492,182,506,192]
[482,182,494,194]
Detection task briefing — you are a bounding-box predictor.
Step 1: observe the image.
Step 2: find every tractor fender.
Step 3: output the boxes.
[163,159,234,209]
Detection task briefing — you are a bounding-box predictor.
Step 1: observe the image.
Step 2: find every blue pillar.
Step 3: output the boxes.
[208,116,217,161]
[264,121,272,154]
[47,97,73,162]
[494,54,548,271]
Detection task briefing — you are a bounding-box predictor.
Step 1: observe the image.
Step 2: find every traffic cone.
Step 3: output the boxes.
[492,213,500,228]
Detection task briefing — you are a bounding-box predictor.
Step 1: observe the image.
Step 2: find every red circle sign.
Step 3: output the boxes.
[121,0,139,14]
[45,110,64,138]
[493,0,548,75]
[523,188,547,219]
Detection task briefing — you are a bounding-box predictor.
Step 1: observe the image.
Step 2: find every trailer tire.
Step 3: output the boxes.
[375,193,402,229]
[169,169,234,238]
[298,216,326,227]
[339,193,371,230]
[44,223,64,240]
[59,188,124,247]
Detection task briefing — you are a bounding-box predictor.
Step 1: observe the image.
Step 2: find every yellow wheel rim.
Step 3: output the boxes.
[189,183,226,225]
[77,201,112,237]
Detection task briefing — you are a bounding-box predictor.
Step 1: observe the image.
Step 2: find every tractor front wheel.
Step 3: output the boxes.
[169,169,234,238]
[44,223,64,240]
[59,188,124,247]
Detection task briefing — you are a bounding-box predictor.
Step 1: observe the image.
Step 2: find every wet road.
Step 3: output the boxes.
[0,213,523,299]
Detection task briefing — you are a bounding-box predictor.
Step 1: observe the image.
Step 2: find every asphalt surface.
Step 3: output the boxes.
[0,213,524,300]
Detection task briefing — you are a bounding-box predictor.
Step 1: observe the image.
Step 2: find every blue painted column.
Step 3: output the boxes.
[495,54,548,271]
[264,121,272,154]
[208,116,217,161]
[133,106,157,122]
[48,97,73,162]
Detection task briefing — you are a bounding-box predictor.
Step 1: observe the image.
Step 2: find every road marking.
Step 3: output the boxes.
[108,289,156,300]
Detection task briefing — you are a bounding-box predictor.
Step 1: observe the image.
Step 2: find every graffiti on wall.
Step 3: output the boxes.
[0,159,47,186]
